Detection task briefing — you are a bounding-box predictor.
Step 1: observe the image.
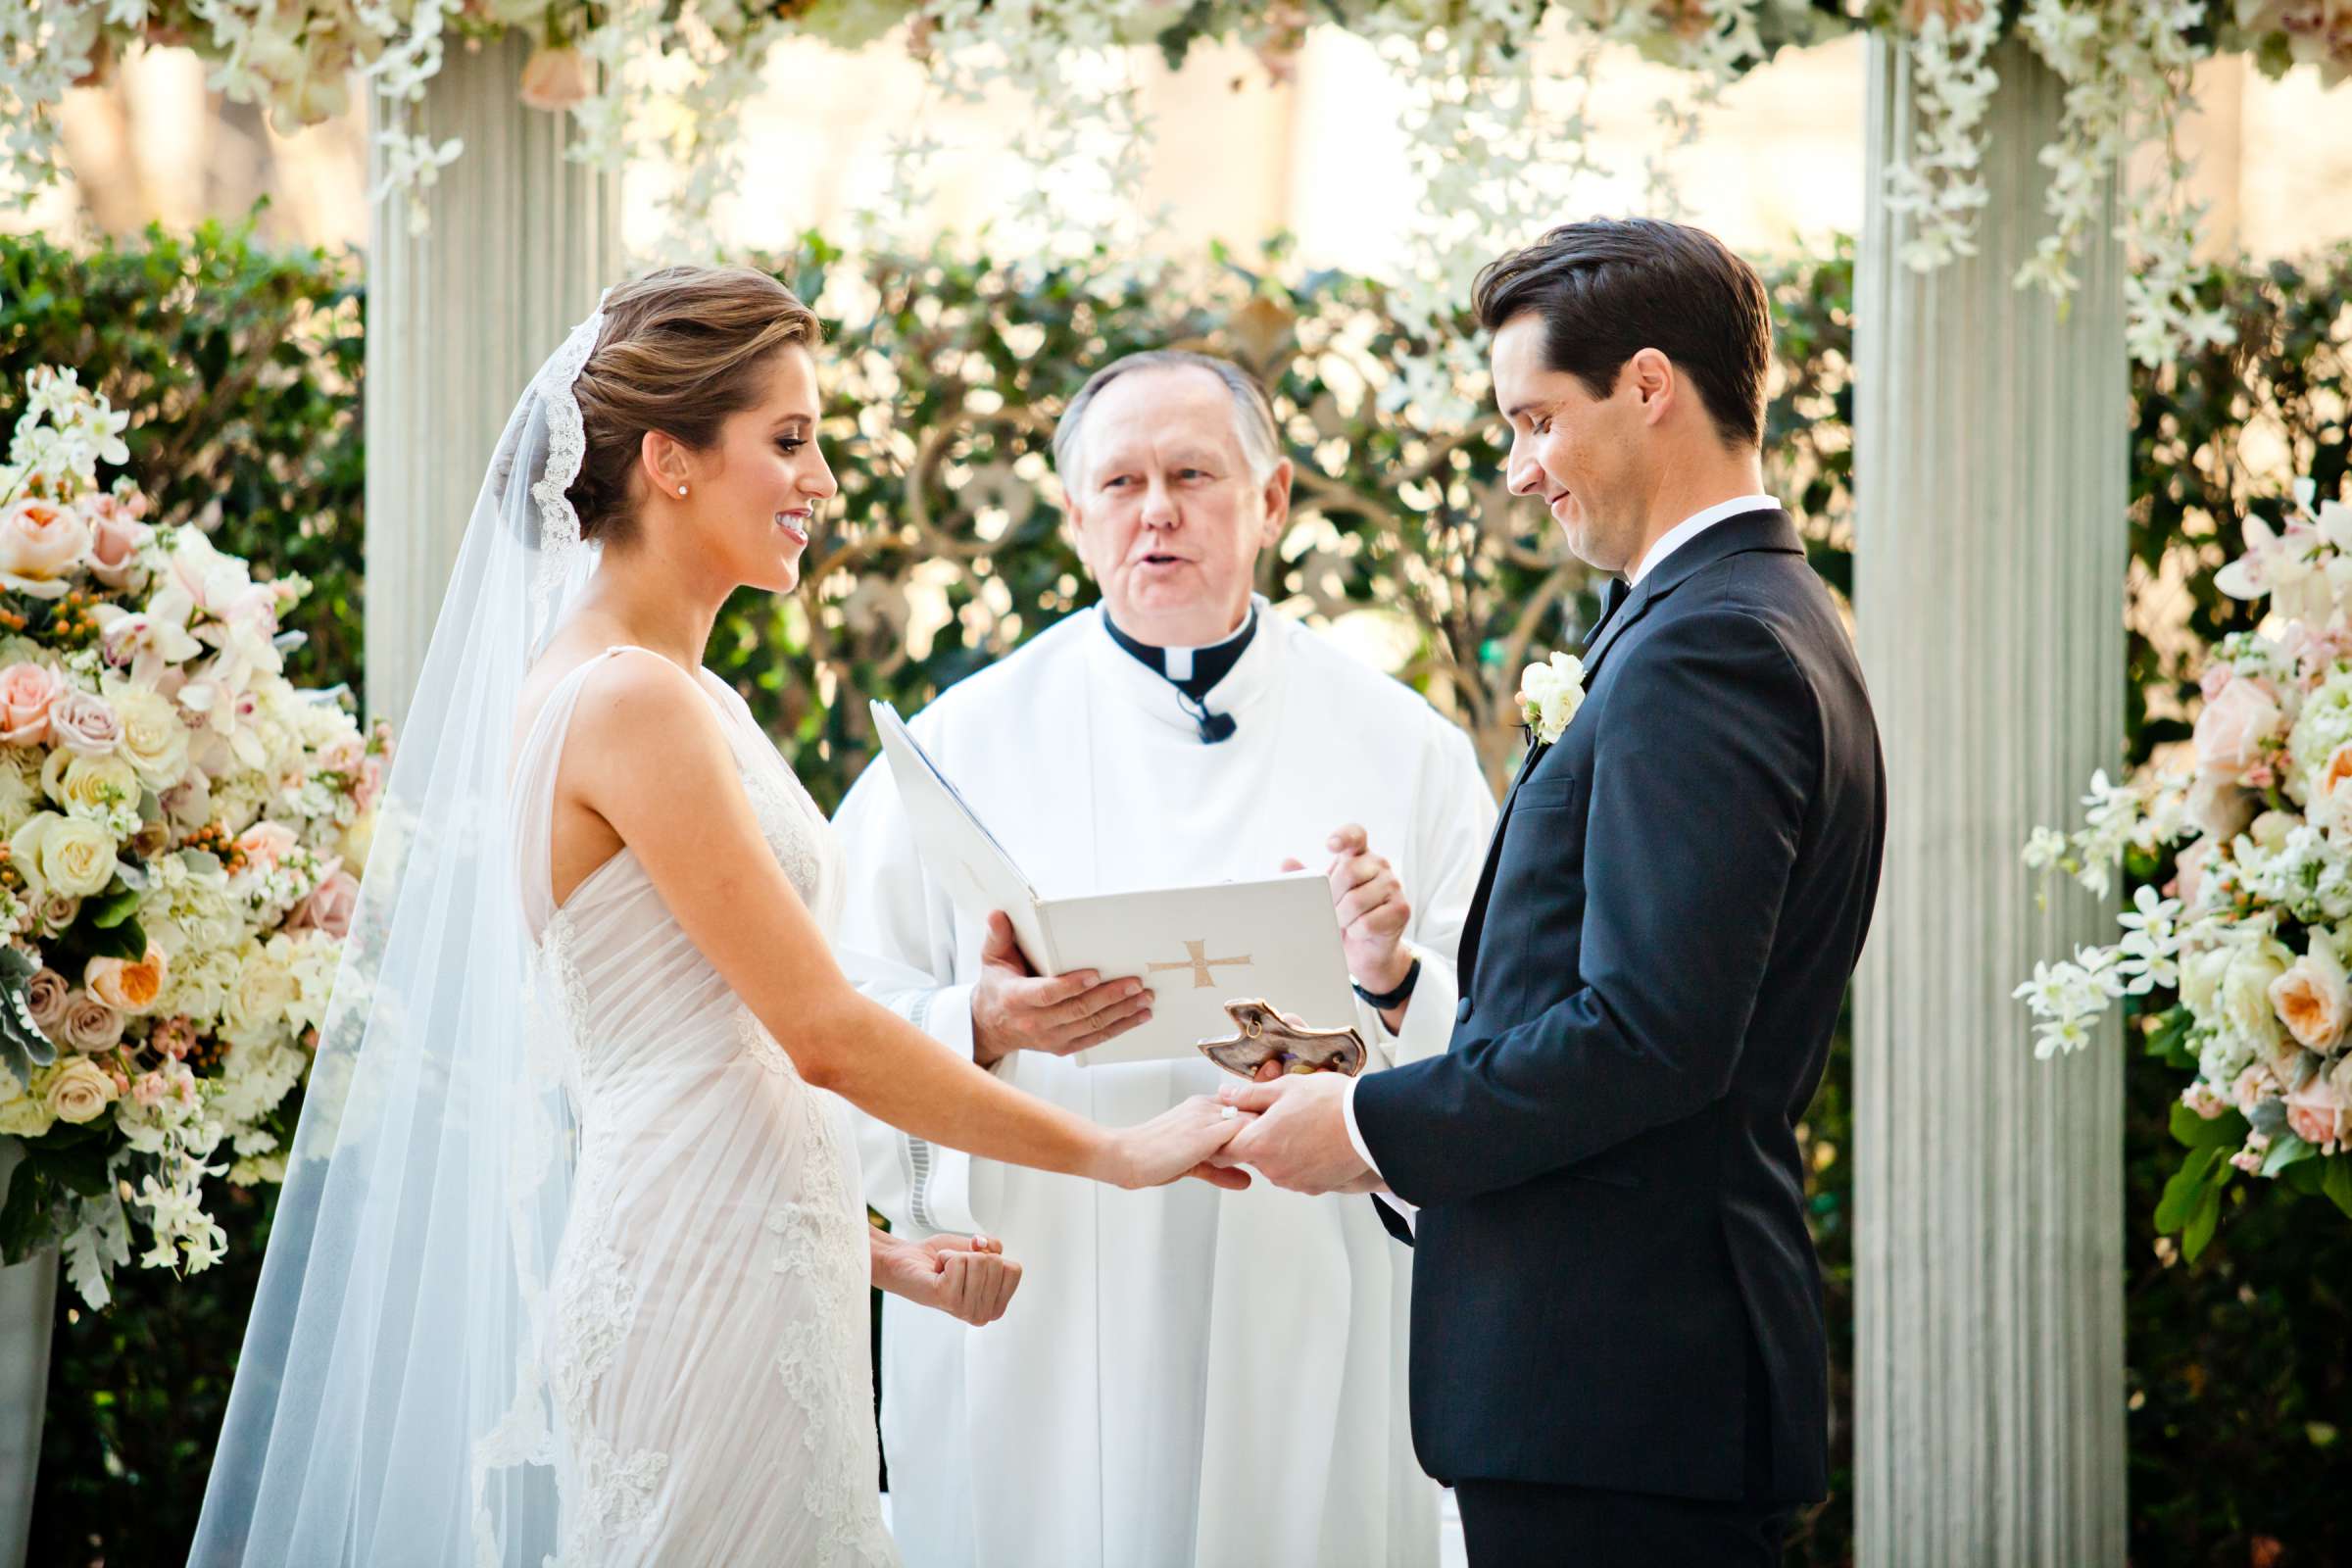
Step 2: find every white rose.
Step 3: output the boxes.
[103,676,191,791]
[0,1071,54,1137]
[1516,652,1587,745]
[224,941,298,1046]
[41,750,138,820]
[11,810,119,899]
[2222,939,2293,1058]
[2180,946,2232,1024]
[0,754,39,838]
[43,1057,117,1124]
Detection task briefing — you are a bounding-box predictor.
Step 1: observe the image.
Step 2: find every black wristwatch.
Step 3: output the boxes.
[1352,957,1421,1011]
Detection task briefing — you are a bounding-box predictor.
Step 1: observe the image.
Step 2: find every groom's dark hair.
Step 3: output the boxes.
[1472,219,1771,451]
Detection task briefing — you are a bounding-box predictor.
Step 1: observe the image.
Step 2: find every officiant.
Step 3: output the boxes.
[834,350,1495,1568]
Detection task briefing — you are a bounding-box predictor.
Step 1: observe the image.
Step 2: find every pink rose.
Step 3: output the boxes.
[58,991,124,1054]
[83,499,151,591]
[0,662,63,746]
[131,1070,167,1108]
[235,820,299,872]
[24,966,69,1033]
[47,689,121,757]
[518,44,593,111]
[2171,837,2221,907]
[2186,769,2258,842]
[0,499,92,597]
[289,867,360,942]
[2193,677,2283,778]
[2285,1080,2347,1150]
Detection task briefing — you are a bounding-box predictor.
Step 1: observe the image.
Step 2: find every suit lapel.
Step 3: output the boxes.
[1454,509,1804,1003]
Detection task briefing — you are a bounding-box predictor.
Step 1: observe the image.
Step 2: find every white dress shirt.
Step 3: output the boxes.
[1338,493,1783,1222]
[1628,493,1780,586]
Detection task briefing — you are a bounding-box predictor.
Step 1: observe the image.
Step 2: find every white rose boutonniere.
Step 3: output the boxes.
[1517,652,1586,747]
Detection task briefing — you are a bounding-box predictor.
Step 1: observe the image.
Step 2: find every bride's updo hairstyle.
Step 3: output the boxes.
[565,264,823,546]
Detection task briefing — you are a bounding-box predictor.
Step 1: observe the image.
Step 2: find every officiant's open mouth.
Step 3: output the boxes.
[1136,551,1193,572]
[775,509,813,546]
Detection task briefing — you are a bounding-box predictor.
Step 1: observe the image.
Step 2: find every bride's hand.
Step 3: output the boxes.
[1097,1095,1255,1191]
[872,1231,1023,1327]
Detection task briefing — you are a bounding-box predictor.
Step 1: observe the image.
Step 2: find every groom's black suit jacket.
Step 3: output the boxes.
[1352,507,1885,1506]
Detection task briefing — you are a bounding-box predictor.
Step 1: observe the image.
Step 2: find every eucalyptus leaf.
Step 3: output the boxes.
[2263,1132,2318,1178]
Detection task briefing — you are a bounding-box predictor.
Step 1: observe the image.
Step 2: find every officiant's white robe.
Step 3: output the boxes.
[834,602,1495,1568]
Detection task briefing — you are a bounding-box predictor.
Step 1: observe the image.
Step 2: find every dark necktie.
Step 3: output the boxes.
[1587,576,1630,646]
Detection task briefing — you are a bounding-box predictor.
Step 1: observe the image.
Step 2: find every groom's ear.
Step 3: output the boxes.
[1626,348,1676,427]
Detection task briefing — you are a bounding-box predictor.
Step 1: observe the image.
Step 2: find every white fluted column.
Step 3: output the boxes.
[364,37,624,724]
[1853,36,2128,1567]
[0,1143,54,1568]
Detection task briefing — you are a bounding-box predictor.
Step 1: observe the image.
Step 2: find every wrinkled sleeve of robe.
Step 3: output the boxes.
[1354,712,1496,1069]
[832,743,988,1240]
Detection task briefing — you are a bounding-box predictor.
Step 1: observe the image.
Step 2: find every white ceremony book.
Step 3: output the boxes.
[870,700,1357,1067]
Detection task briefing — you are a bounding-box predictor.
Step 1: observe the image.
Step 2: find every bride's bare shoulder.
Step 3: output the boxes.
[514,635,710,760]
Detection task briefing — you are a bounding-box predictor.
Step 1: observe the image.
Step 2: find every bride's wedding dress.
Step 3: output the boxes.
[508,644,899,1567]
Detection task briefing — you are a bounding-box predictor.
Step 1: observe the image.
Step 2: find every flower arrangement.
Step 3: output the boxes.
[0,366,388,1308]
[4,1,2347,376]
[2019,478,2352,1258]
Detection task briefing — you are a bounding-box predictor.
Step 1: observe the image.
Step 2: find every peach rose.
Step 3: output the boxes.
[0,662,63,746]
[84,499,151,590]
[48,689,121,757]
[518,44,593,111]
[2313,741,2352,835]
[43,1057,116,1124]
[85,948,168,1016]
[288,868,360,942]
[2268,942,2351,1054]
[2192,676,2282,778]
[0,499,92,598]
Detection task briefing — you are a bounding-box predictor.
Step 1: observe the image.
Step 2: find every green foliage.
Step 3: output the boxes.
[0,213,366,702]
[13,221,2352,1567]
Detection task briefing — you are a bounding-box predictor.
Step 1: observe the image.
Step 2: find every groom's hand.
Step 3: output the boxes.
[972,910,1154,1066]
[1212,1073,1371,1196]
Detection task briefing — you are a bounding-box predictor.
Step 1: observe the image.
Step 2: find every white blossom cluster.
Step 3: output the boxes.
[2020,477,2352,1180]
[0,365,389,1308]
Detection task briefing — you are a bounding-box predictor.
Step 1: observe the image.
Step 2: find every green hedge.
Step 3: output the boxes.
[10,220,2348,1567]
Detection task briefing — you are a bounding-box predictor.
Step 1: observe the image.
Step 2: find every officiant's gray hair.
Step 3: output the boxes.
[1052,351,1282,494]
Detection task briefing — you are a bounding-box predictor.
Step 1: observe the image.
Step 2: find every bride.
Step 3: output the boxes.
[187,265,1250,1567]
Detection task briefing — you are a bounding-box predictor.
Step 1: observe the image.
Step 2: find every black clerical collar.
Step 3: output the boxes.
[1102,608,1258,744]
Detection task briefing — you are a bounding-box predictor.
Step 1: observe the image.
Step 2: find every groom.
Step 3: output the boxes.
[1220,218,1886,1564]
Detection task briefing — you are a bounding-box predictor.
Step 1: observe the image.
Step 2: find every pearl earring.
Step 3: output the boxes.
[677,484,688,497]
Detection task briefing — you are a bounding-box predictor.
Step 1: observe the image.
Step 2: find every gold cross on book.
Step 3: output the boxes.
[1148,939,1254,989]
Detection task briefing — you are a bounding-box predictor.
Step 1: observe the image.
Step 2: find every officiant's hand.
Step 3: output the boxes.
[971,910,1154,1067]
[1284,824,1412,998]
[872,1230,1023,1327]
